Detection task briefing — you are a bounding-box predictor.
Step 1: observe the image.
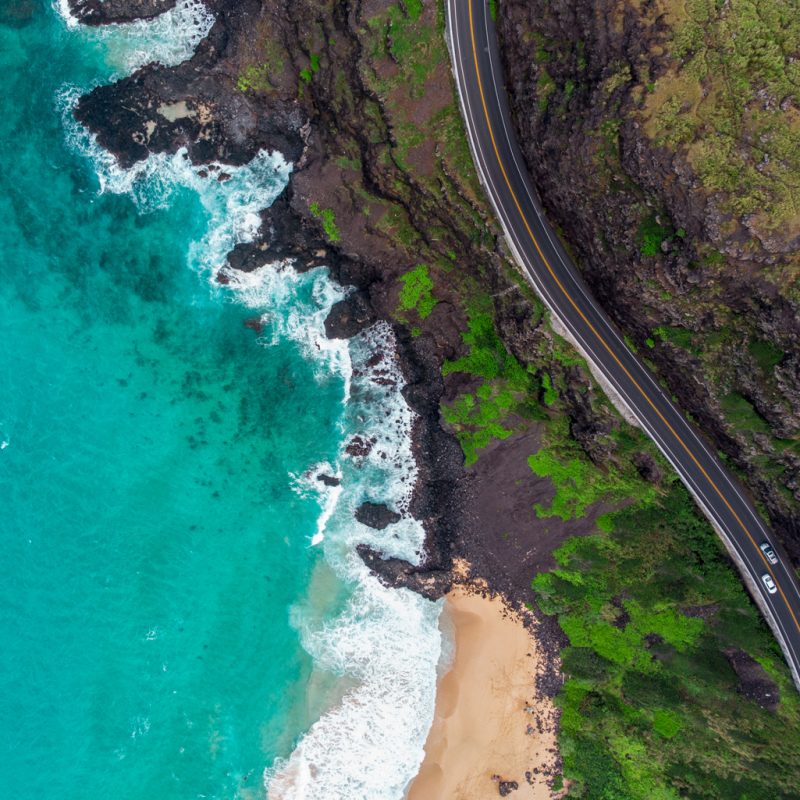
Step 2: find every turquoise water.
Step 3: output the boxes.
[0,3,445,798]
[0,4,348,798]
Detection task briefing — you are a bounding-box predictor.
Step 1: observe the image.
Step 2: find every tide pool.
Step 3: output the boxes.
[0,3,442,799]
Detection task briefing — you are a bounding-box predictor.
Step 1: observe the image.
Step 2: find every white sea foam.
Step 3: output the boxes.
[290,463,344,547]
[60,86,292,272]
[55,0,215,73]
[268,581,440,800]
[60,4,443,789]
[264,320,441,800]
[225,264,352,397]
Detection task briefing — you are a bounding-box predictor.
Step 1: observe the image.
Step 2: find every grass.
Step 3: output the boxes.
[236,64,273,93]
[641,0,800,233]
[528,417,657,520]
[440,296,545,464]
[749,338,783,372]
[720,391,771,434]
[308,202,341,242]
[536,68,557,113]
[398,264,437,320]
[652,325,695,352]
[534,482,800,799]
[236,36,286,93]
[403,0,423,21]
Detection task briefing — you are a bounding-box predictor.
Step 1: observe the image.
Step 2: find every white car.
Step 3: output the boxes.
[761,574,777,595]
[760,541,778,565]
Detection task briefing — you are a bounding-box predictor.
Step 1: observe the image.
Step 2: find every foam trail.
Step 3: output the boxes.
[60,7,443,785]
[54,0,215,73]
[265,320,443,800]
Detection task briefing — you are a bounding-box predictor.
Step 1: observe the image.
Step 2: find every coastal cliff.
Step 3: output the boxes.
[69,1,800,797]
[497,0,800,565]
[72,0,611,613]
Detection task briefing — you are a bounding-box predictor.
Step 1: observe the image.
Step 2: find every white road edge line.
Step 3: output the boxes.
[445,0,800,685]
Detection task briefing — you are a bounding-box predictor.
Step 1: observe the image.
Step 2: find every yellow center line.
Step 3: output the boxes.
[466,0,800,634]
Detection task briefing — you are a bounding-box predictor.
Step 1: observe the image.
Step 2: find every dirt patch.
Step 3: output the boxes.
[456,428,599,610]
[724,648,780,712]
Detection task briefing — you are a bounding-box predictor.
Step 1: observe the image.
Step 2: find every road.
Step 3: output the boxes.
[446,0,800,689]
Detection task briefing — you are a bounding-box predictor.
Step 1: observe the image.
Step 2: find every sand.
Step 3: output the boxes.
[406,586,559,799]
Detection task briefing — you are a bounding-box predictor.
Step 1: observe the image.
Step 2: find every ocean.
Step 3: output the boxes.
[0,2,442,798]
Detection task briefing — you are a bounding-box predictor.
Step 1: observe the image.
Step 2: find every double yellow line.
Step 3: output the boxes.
[465,0,800,635]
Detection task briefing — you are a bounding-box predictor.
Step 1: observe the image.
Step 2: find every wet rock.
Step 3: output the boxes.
[355,502,401,530]
[324,291,375,340]
[356,545,452,601]
[243,317,264,335]
[345,435,376,458]
[317,473,340,487]
[72,0,307,171]
[67,0,177,26]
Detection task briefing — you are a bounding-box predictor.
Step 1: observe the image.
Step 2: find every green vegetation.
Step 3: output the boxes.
[637,214,673,257]
[403,0,423,21]
[236,38,286,93]
[541,372,557,406]
[536,68,557,113]
[441,298,545,464]
[308,202,341,242]
[535,484,800,799]
[443,304,528,384]
[749,338,784,372]
[300,52,321,84]
[721,391,771,434]
[488,0,498,22]
[398,264,437,320]
[653,325,695,352]
[441,386,516,466]
[380,3,445,93]
[528,417,656,520]
[236,64,273,93]
[643,0,800,232]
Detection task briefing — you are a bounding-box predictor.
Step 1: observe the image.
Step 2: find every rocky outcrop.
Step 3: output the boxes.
[66,0,622,659]
[355,502,401,530]
[69,0,178,26]
[356,544,452,601]
[73,1,306,171]
[324,293,376,340]
[724,648,780,712]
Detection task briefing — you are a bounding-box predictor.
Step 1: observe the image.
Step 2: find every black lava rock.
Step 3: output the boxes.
[355,502,401,530]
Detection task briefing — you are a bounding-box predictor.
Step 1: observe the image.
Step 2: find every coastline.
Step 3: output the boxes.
[63,1,573,795]
[407,585,560,800]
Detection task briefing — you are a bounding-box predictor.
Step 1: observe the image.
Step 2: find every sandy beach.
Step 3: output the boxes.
[406,586,560,799]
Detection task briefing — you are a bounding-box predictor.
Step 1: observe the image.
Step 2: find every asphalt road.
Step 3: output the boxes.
[446,0,800,689]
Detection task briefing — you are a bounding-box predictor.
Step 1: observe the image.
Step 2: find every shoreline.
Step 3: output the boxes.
[65,2,573,795]
[407,586,560,800]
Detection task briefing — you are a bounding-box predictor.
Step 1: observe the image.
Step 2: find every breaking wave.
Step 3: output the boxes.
[55,0,215,73]
[58,7,444,797]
